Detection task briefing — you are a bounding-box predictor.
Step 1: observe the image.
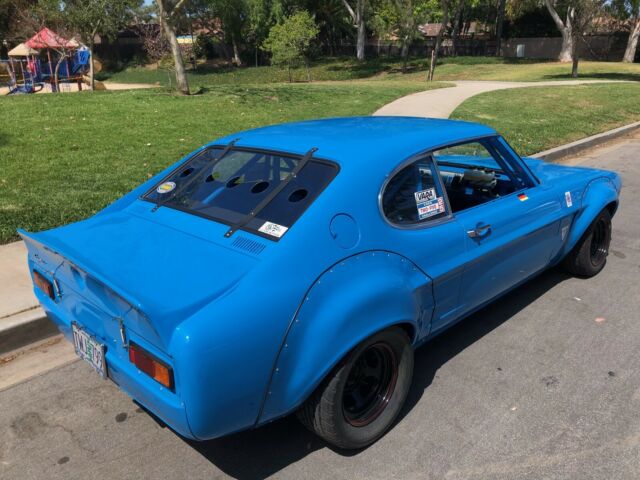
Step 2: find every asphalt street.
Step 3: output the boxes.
[1,134,639,480]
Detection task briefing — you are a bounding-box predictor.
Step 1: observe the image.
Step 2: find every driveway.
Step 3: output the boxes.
[1,133,639,480]
[373,80,629,118]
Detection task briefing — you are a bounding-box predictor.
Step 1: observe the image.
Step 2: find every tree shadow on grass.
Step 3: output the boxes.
[541,72,640,82]
[184,268,571,480]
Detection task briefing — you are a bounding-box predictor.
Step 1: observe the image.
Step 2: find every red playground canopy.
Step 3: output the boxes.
[25,27,75,49]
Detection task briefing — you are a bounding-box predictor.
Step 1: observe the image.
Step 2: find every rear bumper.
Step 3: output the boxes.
[35,287,198,440]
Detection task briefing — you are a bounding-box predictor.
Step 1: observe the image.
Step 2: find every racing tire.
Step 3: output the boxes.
[563,208,612,277]
[296,327,414,450]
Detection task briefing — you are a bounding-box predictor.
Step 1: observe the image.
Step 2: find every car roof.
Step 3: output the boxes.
[211,116,497,171]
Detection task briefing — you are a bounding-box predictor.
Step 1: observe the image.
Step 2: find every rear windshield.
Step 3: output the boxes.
[142,147,338,240]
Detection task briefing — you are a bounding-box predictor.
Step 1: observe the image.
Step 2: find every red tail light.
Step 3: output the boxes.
[128,342,174,390]
[33,270,55,300]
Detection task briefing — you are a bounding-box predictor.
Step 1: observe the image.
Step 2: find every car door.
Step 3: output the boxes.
[379,153,468,337]
[434,136,564,315]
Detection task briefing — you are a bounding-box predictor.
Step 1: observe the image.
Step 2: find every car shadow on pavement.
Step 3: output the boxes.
[398,268,571,424]
[185,268,571,480]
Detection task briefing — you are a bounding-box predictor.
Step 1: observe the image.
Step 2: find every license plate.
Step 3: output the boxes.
[72,323,107,378]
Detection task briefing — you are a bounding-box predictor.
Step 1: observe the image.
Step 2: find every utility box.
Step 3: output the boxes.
[516,44,525,58]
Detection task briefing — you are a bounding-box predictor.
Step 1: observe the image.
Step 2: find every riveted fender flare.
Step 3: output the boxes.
[256,250,434,425]
[564,176,620,256]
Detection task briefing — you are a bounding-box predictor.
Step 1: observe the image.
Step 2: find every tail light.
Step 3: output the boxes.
[33,270,55,300]
[128,342,174,390]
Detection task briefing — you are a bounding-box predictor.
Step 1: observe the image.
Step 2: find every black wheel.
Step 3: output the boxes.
[563,208,612,277]
[297,327,414,450]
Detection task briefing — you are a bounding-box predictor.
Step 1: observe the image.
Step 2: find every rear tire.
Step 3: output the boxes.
[297,327,414,450]
[563,208,612,277]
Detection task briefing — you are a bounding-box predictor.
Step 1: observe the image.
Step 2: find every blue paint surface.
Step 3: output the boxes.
[18,117,621,440]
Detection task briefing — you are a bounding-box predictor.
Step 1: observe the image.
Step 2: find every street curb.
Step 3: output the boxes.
[532,121,640,162]
[0,307,59,355]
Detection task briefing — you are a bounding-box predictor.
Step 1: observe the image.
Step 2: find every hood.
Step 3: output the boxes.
[523,157,619,185]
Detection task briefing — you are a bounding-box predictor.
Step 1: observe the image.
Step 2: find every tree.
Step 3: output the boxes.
[245,0,273,66]
[65,0,139,91]
[545,0,606,63]
[155,0,190,95]
[428,0,450,81]
[203,0,247,65]
[371,0,430,67]
[544,0,577,61]
[618,0,640,62]
[450,0,465,55]
[545,0,602,71]
[263,10,319,82]
[567,0,603,76]
[495,0,506,55]
[341,0,367,60]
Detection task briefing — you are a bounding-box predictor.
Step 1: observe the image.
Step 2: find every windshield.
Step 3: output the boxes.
[143,147,339,240]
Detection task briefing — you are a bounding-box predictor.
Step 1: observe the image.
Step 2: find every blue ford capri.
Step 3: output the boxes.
[20,117,620,449]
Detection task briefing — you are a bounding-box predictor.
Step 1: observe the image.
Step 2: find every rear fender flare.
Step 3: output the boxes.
[257,250,434,424]
[565,177,618,254]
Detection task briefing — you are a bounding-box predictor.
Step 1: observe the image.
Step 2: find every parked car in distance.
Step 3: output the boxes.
[20,117,621,449]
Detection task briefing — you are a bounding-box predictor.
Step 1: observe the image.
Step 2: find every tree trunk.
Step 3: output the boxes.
[623,18,640,63]
[232,36,242,66]
[356,0,366,61]
[429,0,450,81]
[545,0,573,62]
[451,0,465,56]
[571,28,579,77]
[495,0,506,56]
[161,17,190,94]
[54,54,64,93]
[157,1,190,95]
[559,29,574,62]
[401,42,409,60]
[89,40,95,91]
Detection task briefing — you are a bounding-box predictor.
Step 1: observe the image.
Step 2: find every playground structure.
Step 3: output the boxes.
[1,28,90,95]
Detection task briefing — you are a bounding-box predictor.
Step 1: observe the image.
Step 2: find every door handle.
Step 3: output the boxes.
[467,223,491,238]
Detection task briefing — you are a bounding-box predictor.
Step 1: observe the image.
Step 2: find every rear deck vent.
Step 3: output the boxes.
[231,236,266,255]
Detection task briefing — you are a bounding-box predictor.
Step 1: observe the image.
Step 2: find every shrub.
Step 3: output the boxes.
[262,10,319,81]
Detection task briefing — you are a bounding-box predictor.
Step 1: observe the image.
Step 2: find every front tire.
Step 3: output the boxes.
[563,208,612,277]
[297,327,414,450]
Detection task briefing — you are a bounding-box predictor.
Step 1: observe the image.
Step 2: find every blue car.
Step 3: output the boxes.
[20,117,620,449]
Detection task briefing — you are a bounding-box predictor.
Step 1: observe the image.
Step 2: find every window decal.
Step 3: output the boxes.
[258,221,288,238]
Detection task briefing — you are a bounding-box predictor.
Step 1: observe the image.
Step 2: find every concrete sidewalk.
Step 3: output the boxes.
[373,79,628,118]
[0,241,37,319]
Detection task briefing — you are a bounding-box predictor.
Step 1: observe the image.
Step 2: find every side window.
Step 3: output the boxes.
[434,140,521,213]
[382,157,448,226]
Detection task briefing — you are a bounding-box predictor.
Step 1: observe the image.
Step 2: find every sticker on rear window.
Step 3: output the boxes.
[259,221,288,238]
[417,196,445,220]
[157,181,176,194]
[565,191,573,207]
[414,188,437,204]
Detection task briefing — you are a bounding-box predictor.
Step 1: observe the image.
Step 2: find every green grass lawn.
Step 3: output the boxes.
[451,83,640,155]
[98,56,640,86]
[0,81,445,244]
[394,57,640,82]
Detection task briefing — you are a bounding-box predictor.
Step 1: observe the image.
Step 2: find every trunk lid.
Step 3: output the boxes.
[20,203,262,350]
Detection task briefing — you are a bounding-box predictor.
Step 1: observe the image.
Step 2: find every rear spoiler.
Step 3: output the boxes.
[18,228,154,329]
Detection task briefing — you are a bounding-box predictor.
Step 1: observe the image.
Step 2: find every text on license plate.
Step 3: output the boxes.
[72,323,107,378]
